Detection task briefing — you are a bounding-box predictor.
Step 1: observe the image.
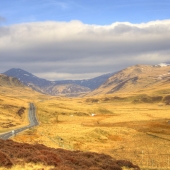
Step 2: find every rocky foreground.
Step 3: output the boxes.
[0,139,140,170]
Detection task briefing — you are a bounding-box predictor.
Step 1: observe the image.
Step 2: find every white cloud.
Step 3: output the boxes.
[0,20,170,80]
[35,72,105,81]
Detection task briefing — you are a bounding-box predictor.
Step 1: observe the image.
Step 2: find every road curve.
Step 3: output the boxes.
[0,103,39,140]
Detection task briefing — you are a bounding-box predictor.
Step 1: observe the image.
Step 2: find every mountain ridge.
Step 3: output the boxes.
[3,68,114,96]
[3,63,170,97]
[3,68,51,88]
[88,64,170,96]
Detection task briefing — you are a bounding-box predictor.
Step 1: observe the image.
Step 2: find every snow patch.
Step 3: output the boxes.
[24,74,30,76]
[156,63,170,67]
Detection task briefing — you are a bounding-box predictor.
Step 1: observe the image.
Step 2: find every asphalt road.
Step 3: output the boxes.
[0,103,39,140]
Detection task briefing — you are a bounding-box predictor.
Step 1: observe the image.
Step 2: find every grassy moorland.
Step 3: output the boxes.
[0,85,48,133]
[12,93,170,169]
[1,71,170,169]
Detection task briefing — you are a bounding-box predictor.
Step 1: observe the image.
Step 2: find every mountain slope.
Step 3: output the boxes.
[42,83,90,97]
[0,73,44,99]
[89,64,170,96]
[3,68,52,88]
[55,72,115,90]
[0,74,25,87]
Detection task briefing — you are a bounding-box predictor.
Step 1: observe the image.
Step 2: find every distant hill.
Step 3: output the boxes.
[55,72,115,90]
[42,84,91,97]
[0,73,43,101]
[3,68,114,96]
[89,64,170,96]
[0,74,25,87]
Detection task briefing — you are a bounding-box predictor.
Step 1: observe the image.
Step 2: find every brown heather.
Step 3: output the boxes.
[0,139,140,170]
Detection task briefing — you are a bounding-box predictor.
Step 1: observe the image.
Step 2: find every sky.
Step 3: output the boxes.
[0,0,170,80]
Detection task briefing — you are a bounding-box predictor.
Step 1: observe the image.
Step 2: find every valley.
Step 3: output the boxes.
[3,68,114,97]
[0,64,170,170]
[11,95,170,169]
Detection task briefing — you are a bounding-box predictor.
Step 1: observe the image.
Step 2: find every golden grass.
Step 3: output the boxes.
[0,94,28,132]
[11,95,170,169]
[0,85,49,133]
[0,163,54,170]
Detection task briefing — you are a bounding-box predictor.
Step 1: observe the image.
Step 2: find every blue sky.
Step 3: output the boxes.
[0,0,170,80]
[1,0,170,25]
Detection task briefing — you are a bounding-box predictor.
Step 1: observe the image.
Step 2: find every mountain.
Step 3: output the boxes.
[55,72,115,90]
[3,64,170,97]
[3,68,114,96]
[89,64,170,96]
[3,68,52,88]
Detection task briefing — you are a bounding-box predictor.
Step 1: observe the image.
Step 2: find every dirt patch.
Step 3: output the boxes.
[163,95,170,105]
[86,98,99,103]
[0,122,16,128]
[17,107,26,117]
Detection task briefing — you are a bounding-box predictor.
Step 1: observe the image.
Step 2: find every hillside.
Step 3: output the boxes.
[42,83,90,97]
[0,74,48,133]
[0,74,28,133]
[0,74,25,87]
[0,73,45,99]
[89,64,170,96]
[0,139,140,170]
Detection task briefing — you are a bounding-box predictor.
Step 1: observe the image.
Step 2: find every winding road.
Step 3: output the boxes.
[0,103,39,140]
